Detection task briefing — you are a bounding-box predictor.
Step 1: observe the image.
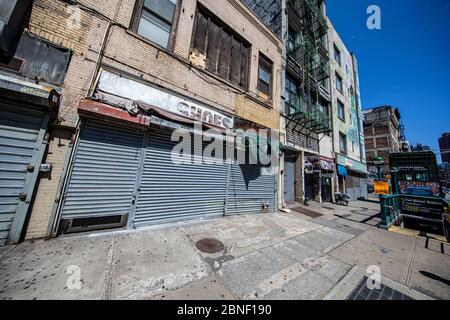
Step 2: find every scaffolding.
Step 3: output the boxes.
[286,0,331,139]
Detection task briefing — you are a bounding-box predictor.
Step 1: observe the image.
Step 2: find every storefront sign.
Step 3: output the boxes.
[400,197,444,217]
[399,181,441,197]
[308,155,335,172]
[337,154,368,174]
[97,70,234,130]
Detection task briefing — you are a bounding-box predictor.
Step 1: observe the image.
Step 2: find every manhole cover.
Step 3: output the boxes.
[196,238,224,253]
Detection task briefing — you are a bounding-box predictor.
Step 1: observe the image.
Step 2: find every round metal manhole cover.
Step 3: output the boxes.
[195,238,224,254]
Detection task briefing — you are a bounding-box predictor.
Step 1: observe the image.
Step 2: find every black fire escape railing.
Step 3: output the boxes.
[286,0,331,139]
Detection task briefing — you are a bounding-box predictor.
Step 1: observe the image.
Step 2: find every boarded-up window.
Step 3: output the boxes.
[192,7,250,90]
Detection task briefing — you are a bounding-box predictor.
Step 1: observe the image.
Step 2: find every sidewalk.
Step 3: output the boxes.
[0,205,449,300]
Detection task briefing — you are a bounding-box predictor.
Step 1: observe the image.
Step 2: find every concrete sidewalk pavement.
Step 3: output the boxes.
[0,207,449,300]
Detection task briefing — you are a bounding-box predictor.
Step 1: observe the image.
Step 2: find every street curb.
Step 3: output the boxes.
[323,265,434,300]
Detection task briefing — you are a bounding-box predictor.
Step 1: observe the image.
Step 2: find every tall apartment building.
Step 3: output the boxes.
[327,20,368,201]
[363,106,405,178]
[244,0,368,203]
[0,0,283,245]
[244,0,334,205]
[439,132,450,163]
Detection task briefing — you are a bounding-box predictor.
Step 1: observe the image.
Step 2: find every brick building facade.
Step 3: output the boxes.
[0,0,283,244]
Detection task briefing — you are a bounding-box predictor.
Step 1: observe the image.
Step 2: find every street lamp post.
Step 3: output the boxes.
[390,167,399,194]
[373,156,385,181]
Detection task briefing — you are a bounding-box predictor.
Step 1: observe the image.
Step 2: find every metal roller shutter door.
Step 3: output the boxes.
[61,121,144,220]
[133,127,228,227]
[284,154,296,204]
[226,163,276,215]
[0,102,49,245]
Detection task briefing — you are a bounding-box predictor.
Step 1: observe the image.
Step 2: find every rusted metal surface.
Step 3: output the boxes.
[78,99,151,128]
[195,238,225,254]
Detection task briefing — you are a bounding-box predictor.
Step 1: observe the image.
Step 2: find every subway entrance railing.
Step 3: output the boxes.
[380,194,450,241]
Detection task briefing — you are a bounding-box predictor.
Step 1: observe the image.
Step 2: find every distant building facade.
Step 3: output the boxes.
[439,133,450,163]
[363,106,406,178]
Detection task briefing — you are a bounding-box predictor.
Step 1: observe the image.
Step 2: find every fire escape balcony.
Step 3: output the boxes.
[285,96,331,135]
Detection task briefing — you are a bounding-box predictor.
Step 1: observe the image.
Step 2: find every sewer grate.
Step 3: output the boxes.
[346,276,414,300]
[195,238,224,254]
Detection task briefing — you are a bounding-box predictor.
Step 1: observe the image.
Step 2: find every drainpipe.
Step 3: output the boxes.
[87,20,114,97]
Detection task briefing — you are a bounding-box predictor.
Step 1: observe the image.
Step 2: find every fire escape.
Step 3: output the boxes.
[285,0,331,141]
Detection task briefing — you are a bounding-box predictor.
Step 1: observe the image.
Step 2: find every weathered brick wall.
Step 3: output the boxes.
[27,0,282,127]
[24,0,283,239]
[25,129,72,240]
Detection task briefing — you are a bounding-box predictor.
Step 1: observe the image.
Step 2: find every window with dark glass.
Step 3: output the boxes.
[258,54,272,100]
[339,132,347,155]
[285,75,301,115]
[192,7,250,90]
[336,72,343,93]
[334,44,341,66]
[132,0,177,48]
[337,99,345,121]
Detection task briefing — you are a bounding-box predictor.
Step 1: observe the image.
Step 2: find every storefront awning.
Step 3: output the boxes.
[0,73,60,108]
[337,165,348,177]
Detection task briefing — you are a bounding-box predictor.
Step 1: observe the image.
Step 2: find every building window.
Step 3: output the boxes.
[339,132,347,155]
[285,75,301,115]
[192,7,250,90]
[336,72,343,94]
[133,0,177,48]
[334,44,341,66]
[257,54,272,100]
[337,99,345,122]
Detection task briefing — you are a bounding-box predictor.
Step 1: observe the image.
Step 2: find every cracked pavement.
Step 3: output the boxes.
[0,200,449,300]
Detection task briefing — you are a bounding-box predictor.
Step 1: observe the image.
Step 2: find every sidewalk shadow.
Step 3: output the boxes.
[419,271,450,287]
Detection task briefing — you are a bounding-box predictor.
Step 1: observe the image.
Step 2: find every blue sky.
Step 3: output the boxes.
[326,0,450,163]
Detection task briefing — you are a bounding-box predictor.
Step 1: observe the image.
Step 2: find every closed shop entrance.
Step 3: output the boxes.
[59,120,145,232]
[283,151,296,204]
[0,101,50,245]
[59,119,276,233]
[321,176,333,202]
[133,126,229,227]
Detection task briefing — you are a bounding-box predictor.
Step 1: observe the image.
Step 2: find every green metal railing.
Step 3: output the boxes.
[380,194,450,230]
[379,194,402,229]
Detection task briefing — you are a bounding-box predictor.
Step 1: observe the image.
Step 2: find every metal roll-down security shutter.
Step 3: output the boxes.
[60,121,144,224]
[133,127,228,227]
[284,151,296,204]
[0,101,49,245]
[226,163,276,215]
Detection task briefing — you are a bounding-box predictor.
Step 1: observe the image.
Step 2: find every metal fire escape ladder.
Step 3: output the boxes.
[286,0,331,142]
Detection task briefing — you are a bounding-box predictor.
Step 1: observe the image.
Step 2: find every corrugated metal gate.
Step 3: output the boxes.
[60,121,277,231]
[133,127,228,227]
[0,101,49,245]
[226,163,276,215]
[60,121,144,221]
